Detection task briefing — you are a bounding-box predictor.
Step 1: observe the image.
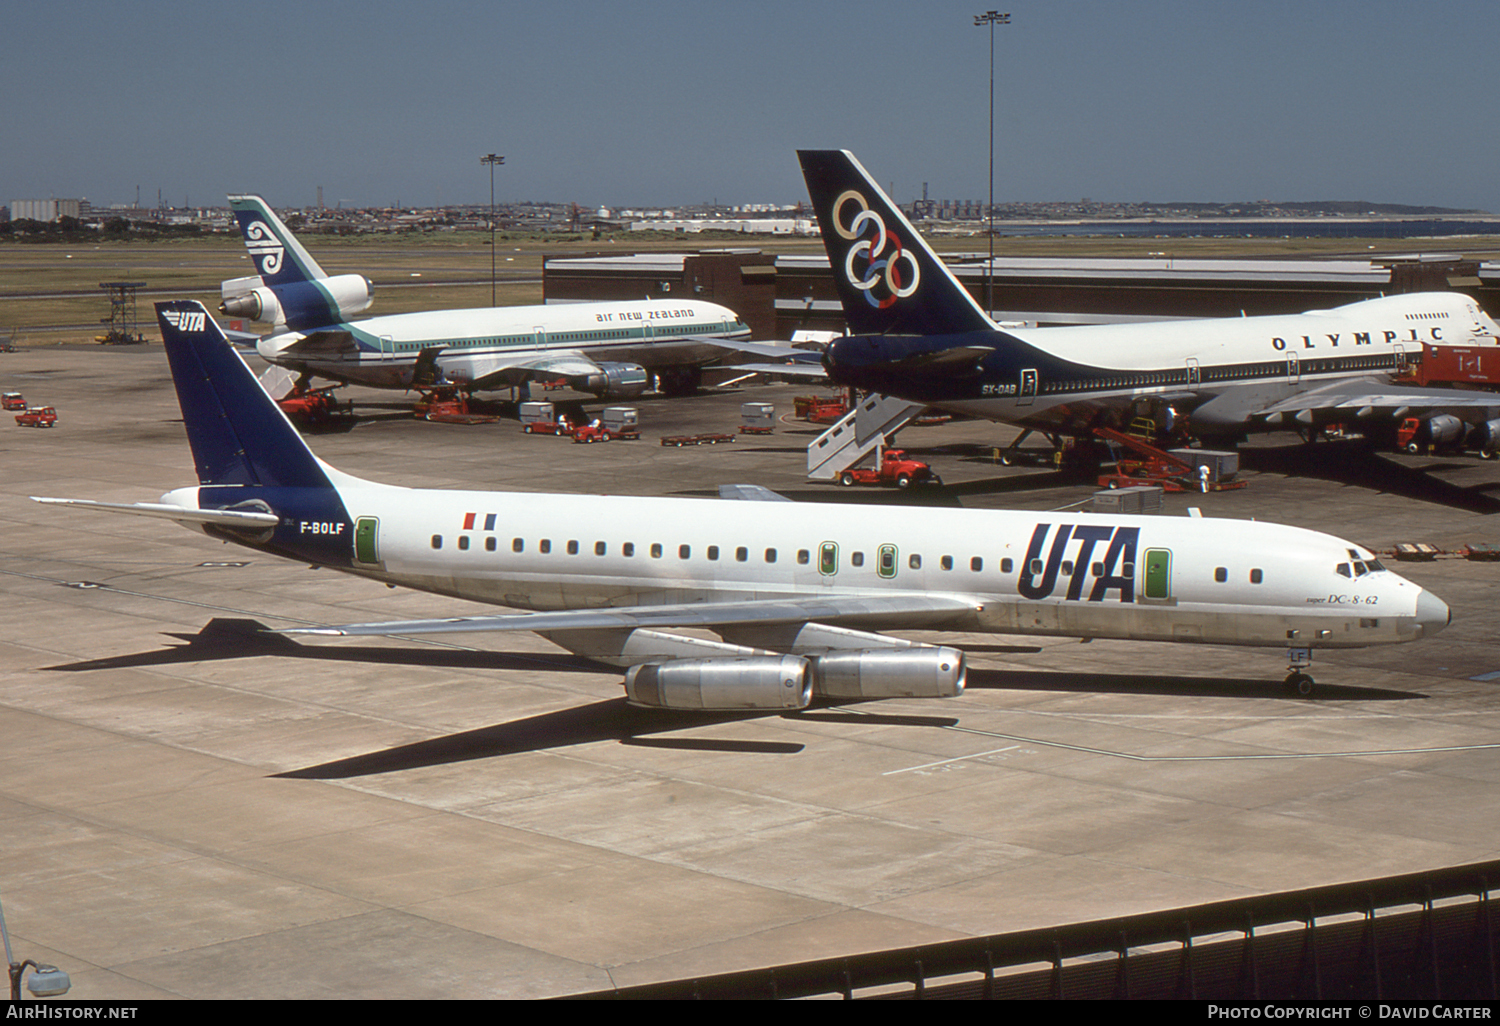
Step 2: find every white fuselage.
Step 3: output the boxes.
[257,298,751,388]
[910,293,1500,432]
[175,469,1447,652]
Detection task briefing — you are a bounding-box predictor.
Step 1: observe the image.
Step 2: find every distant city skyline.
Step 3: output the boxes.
[6,1,1498,214]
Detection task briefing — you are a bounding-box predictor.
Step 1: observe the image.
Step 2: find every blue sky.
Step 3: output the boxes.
[6,0,1498,212]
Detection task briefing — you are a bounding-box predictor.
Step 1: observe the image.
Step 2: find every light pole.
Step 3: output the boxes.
[483,152,507,304]
[973,11,1010,319]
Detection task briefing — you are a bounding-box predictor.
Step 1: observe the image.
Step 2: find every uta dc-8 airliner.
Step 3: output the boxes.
[33,301,1450,706]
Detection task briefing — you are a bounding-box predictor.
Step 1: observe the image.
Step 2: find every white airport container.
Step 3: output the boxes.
[519,401,555,426]
[1090,485,1163,515]
[740,402,775,433]
[602,406,639,437]
[1169,449,1239,482]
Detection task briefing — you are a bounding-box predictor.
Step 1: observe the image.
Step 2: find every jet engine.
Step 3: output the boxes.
[219,274,374,328]
[811,647,966,700]
[572,362,649,400]
[1405,413,1464,453]
[1466,418,1500,456]
[624,655,812,711]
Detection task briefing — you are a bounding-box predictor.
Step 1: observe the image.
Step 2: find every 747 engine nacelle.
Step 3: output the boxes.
[624,655,812,711]
[811,647,966,700]
[219,274,373,328]
[573,362,649,400]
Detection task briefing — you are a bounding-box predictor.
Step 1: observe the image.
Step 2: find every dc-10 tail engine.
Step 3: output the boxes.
[219,274,374,328]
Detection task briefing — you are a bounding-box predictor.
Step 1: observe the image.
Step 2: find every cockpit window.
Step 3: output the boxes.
[1337,563,1352,578]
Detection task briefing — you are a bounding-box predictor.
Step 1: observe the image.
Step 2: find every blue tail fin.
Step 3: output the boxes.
[797,150,994,336]
[227,195,329,287]
[156,301,333,490]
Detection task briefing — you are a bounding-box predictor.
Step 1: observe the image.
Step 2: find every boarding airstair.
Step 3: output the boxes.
[806,393,926,480]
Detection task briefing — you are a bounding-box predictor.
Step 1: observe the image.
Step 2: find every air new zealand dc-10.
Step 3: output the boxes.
[800,150,1500,455]
[220,195,750,399]
[34,301,1449,700]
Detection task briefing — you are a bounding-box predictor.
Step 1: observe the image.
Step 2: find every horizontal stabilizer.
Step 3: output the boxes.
[717,484,793,502]
[31,496,279,528]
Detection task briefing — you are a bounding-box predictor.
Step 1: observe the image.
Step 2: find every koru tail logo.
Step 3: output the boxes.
[243,220,285,276]
[832,190,920,310]
[161,309,206,332]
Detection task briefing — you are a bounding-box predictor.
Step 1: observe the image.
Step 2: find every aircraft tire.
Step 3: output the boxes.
[1285,672,1315,697]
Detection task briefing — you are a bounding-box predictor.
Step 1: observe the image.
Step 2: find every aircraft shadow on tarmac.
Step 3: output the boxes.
[964,667,1425,702]
[42,618,601,677]
[1236,440,1500,514]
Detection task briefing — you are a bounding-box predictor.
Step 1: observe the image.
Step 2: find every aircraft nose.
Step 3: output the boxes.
[1415,590,1451,638]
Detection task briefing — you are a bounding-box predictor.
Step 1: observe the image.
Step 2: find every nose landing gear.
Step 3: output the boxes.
[1284,647,1315,696]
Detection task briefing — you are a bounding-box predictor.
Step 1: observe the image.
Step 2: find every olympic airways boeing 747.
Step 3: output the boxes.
[801,150,1500,455]
[33,301,1449,703]
[220,195,750,398]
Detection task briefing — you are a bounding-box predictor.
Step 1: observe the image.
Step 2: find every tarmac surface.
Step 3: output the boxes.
[2,345,1498,999]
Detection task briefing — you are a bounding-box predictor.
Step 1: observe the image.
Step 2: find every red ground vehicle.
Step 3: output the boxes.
[837,449,940,488]
[16,406,56,427]
[277,386,349,425]
[571,421,612,443]
[2,392,26,411]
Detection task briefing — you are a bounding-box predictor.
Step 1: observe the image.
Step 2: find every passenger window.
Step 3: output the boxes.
[736,546,748,562]
[1003,558,1014,573]
[512,538,524,553]
[798,549,810,565]
[970,557,983,572]
[485,537,496,552]
[651,543,662,558]
[1250,569,1263,584]
[431,535,443,549]
[1215,567,1228,583]
[1090,561,1101,576]
[622,542,634,557]
[707,546,719,560]
[458,536,469,551]
[539,539,551,554]
[1061,560,1073,575]
[851,552,864,567]
[765,548,777,563]
[941,555,953,571]
[567,540,579,555]
[679,544,690,559]
[1029,559,1043,576]
[595,541,607,556]
[909,554,922,570]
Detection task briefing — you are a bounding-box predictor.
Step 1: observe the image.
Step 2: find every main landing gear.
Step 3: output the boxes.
[1284,647,1316,696]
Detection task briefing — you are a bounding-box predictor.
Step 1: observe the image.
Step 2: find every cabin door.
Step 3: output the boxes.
[1018,368,1038,406]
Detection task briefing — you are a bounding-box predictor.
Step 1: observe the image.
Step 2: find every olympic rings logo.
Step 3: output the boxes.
[832,190,920,309]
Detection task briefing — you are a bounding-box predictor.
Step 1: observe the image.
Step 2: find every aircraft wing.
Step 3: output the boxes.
[283,593,980,638]
[695,337,831,380]
[1255,378,1500,420]
[275,330,359,357]
[461,350,603,391]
